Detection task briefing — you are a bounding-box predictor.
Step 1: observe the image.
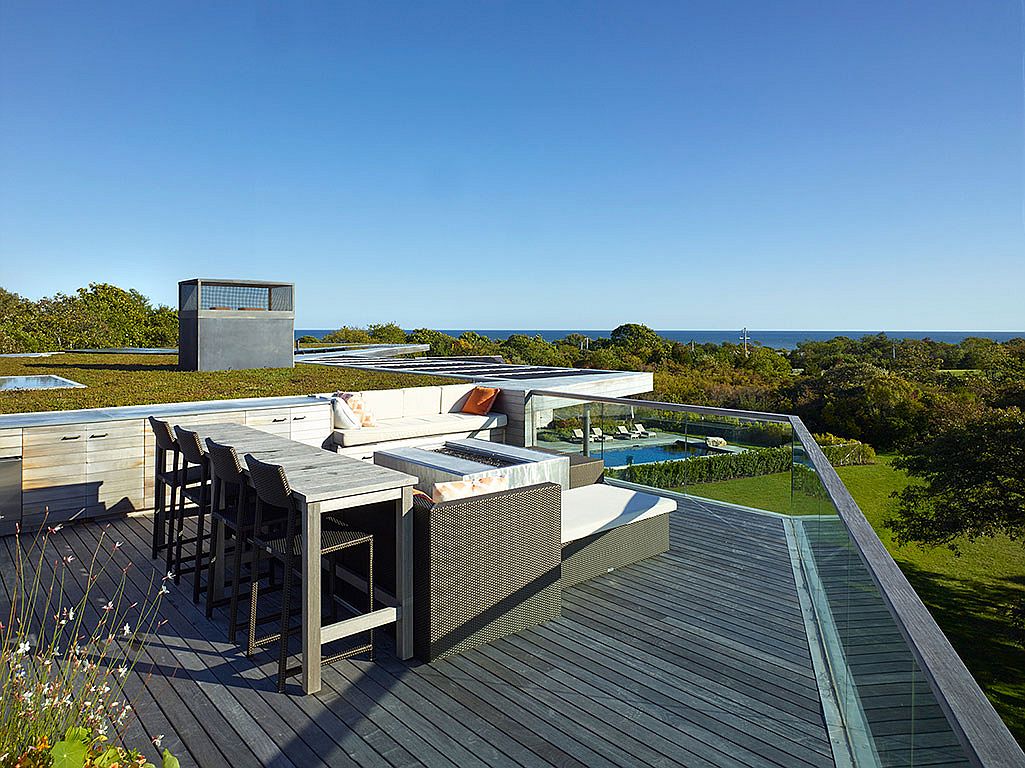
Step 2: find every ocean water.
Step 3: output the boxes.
[296,329,1023,350]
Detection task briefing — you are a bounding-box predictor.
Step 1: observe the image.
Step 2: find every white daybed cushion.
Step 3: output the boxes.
[333,412,507,447]
[561,484,676,545]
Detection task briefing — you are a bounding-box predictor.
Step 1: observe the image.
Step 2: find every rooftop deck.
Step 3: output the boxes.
[1,501,841,768]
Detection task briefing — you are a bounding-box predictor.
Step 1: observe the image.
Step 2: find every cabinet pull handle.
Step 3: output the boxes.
[61,435,81,441]
[292,416,306,421]
[272,418,286,423]
[90,433,108,439]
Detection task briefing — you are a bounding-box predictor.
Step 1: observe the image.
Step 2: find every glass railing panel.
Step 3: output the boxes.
[669,412,793,511]
[791,445,973,767]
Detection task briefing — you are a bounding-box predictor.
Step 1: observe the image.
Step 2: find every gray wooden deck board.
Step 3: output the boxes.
[0,502,841,768]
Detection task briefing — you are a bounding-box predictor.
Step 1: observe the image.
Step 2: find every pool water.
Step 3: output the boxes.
[0,375,86,391]
[598,441,708,468]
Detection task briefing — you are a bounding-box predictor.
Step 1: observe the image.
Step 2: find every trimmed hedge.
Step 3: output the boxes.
[609,445,793,488]
[819,441,876,466]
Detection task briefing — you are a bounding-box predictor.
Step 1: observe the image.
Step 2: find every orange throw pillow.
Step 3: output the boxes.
[461,386,500,415]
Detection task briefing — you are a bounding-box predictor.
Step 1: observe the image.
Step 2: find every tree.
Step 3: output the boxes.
[888,406,1025,549]
[407,328,458,356]
[887,403,1025,645]
[322,326,373,344]
[367,323,408,344]
[455,332,500,357]
[499,335,570,367]
[0,288,35,353]
[609,323,669,366]
[0,283,178,351]
[789,362,932,450]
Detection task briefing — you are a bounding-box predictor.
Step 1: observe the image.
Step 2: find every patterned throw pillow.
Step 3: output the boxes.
[431,475,510,503]
[333,392,376,427]
[471,476,509,495]
[330,395,361,430]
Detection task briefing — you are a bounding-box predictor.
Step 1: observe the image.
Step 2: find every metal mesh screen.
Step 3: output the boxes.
[269,284,293,311]
[179,283,198,311]
[200,284,269,310]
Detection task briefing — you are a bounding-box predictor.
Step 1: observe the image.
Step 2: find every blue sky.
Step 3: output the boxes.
[1,1,1022,330]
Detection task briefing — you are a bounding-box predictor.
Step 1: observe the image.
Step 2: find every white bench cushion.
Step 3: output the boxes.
[561,484,676,544]
[333,412,507,447]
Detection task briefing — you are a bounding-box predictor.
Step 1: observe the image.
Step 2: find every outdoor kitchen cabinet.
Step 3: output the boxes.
[287,403,332,447]
[0,428,21,535]
[243,403,331,446]
[21,420,145,529]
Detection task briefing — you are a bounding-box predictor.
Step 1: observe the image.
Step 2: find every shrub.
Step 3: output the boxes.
[819,441,876,466]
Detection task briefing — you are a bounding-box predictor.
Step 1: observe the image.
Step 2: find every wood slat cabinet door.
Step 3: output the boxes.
[22,423,91,528]
[0,428,21,458]
[245,408,291,437]
[86,420,145,518]
[0,428,22,535]
[288,404,332,447]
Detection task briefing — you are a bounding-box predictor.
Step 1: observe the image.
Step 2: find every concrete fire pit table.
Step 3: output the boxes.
[373,438,570,493]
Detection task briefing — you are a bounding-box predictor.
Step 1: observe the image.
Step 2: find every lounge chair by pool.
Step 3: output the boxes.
[633,423,655,438]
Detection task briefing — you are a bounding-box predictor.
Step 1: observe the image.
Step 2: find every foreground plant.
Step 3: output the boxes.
[0,520,176,767]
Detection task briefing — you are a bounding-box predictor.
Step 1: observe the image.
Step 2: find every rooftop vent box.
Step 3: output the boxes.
[177,279,295,371]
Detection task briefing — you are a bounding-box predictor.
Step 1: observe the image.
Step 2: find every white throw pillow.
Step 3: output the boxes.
[331,397,361,430]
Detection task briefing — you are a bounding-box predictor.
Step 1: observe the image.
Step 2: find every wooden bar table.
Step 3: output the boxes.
[178,422,417,694]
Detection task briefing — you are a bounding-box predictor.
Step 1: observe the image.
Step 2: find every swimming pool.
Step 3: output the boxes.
[0,375,86,391]
[598,441,708,468]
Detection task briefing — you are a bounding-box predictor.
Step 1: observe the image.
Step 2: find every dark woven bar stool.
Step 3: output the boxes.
[244,454,374,693]
[204,438,256,632]
[170,426,213,603]
[147,417,202,561]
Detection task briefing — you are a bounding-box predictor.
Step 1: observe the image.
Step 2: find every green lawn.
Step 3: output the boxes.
[0,353,456,414]
[688,458,1024,746]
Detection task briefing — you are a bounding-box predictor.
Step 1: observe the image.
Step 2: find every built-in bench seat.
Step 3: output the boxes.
[334,412,507,447]
[327,384,508,459]
[560,483,674,587]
